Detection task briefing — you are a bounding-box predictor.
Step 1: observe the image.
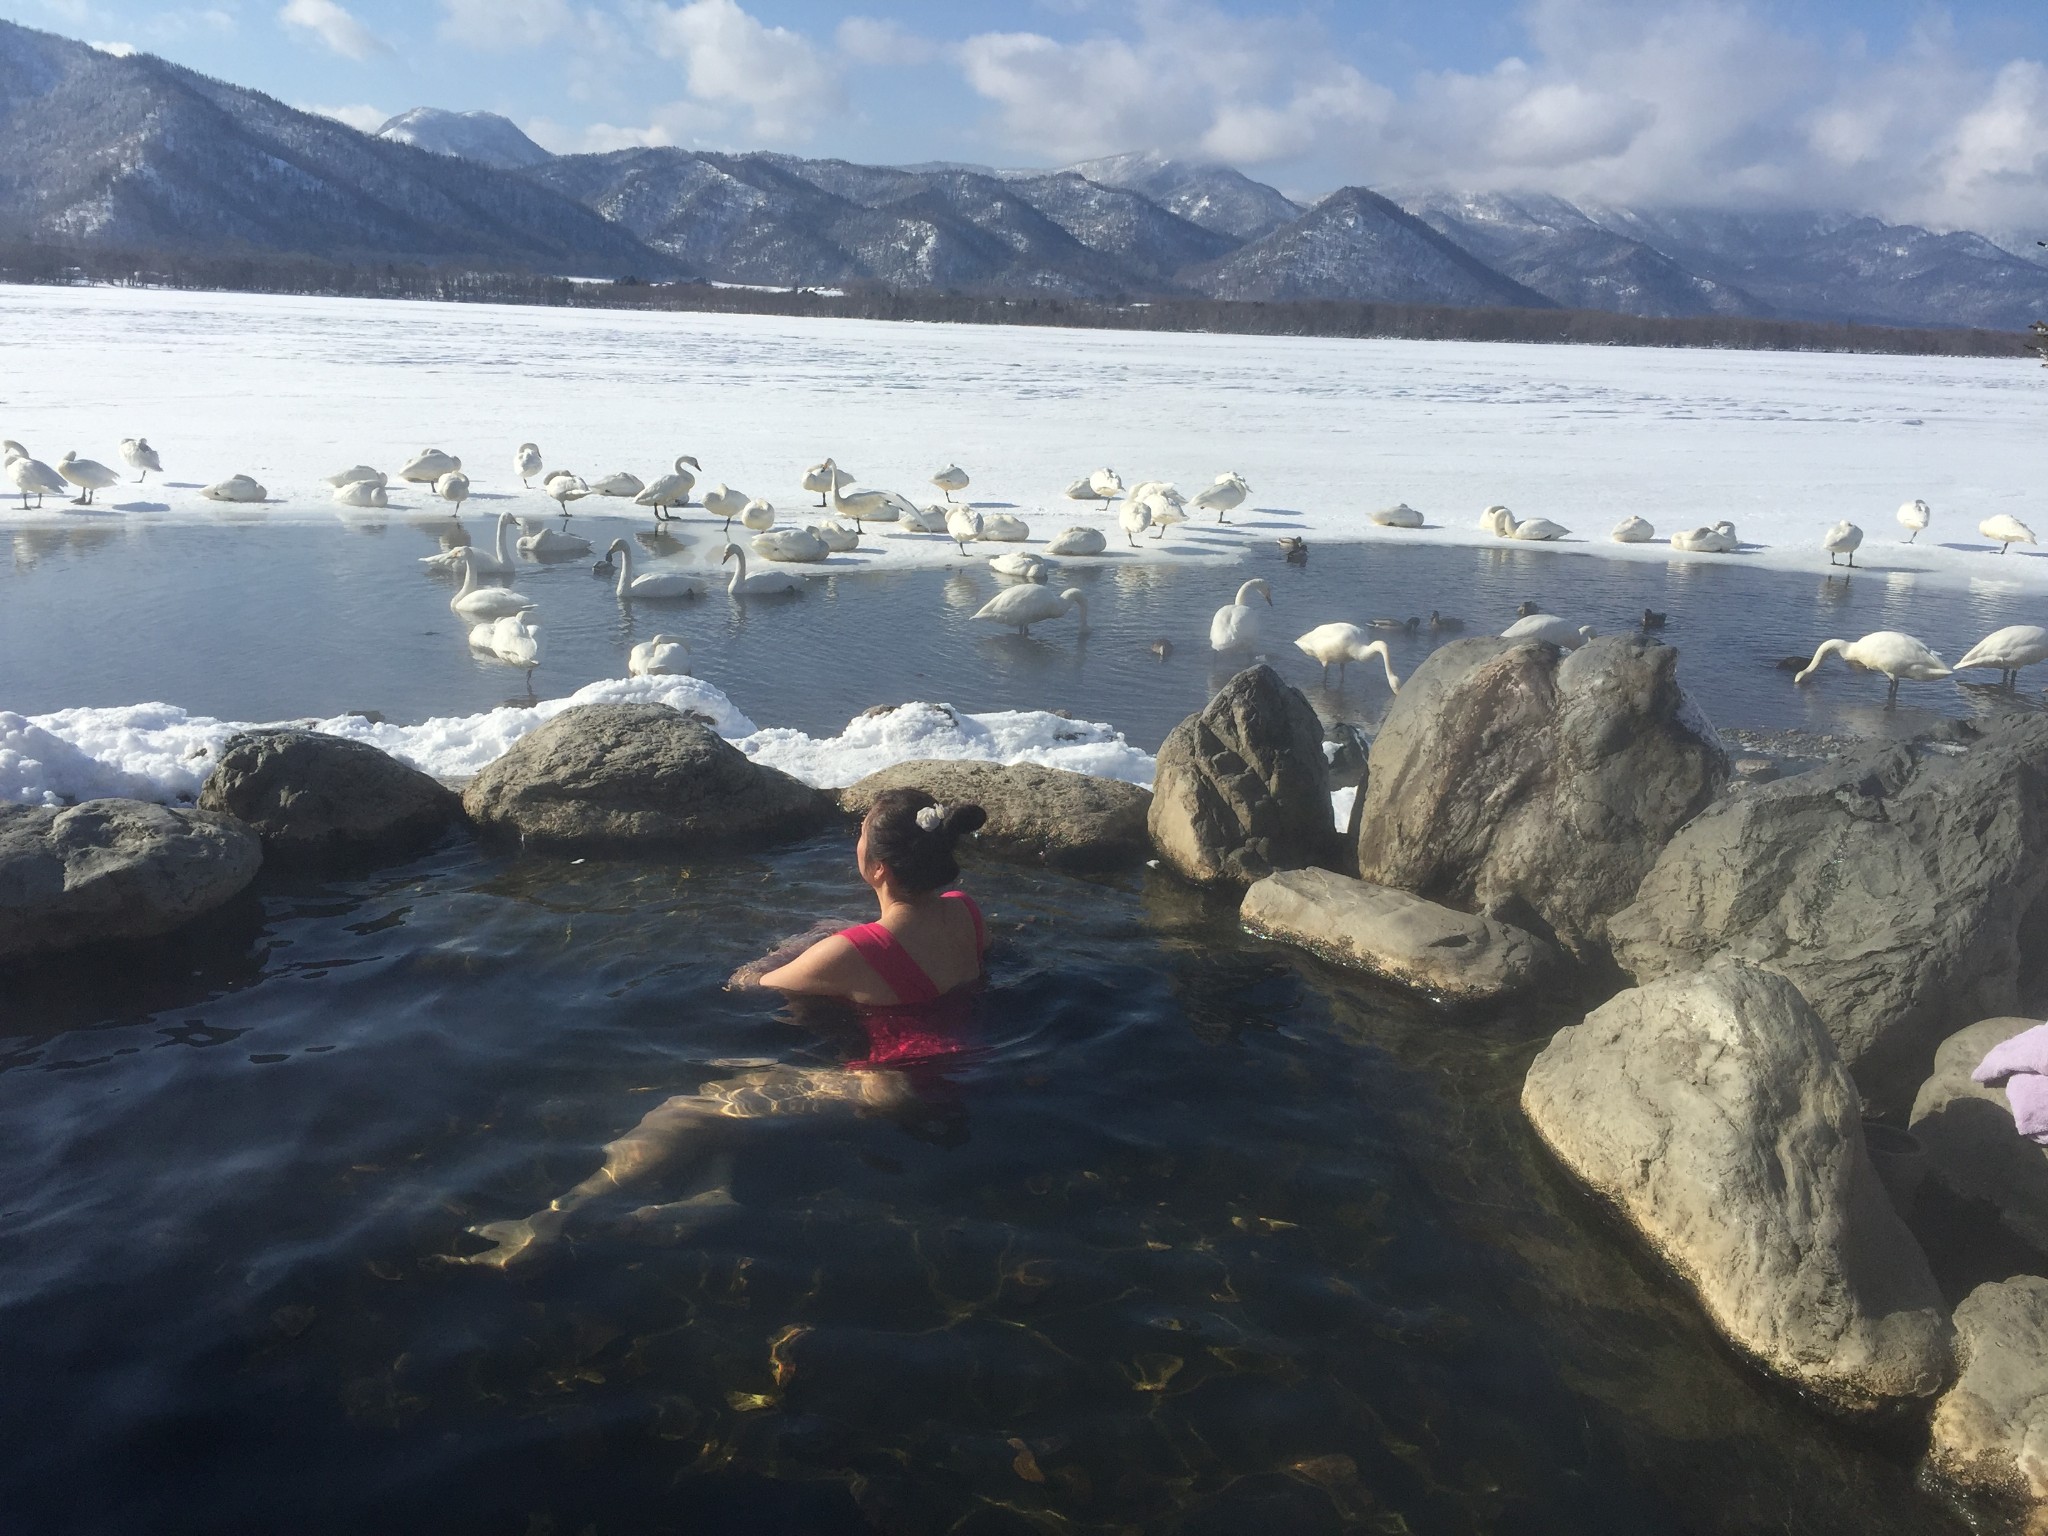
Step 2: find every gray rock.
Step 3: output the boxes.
[1522,960,1954,1414]
[0,799,262,963]
[1911,1017,2048,1255]
[1355,635,1726,963]
[1241,866,1557,1002]
[462,703,829,853]
[838,760,1151,872]
[1928,1277,2048,1517]
[1610,717,2048,1107]
[1148,664,1337,886]
[197,728,460,860]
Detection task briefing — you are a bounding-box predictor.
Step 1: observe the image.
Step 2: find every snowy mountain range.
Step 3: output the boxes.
[4,20,2046,331]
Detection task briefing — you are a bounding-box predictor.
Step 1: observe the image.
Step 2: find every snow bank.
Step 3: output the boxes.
[738,701,1156,788]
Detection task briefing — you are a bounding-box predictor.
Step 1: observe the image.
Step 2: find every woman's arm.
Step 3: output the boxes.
[758,933,863,997]
[725,920,845,992]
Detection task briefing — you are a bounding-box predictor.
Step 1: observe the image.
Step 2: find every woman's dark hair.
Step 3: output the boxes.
[862,788,987,894]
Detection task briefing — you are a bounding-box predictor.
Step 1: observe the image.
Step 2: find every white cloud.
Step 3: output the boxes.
[303,102,392,133]
[89,40,137,57]
[438,0,577,51]
[525,116,678,154]
[836,16,938,68]
[642,0,841,144]
[278,0,387,61]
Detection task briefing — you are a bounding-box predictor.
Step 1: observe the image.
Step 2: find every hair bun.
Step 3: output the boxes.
[942,803,988,838]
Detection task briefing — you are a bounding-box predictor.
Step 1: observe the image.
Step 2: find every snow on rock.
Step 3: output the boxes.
[737,701,1156,790]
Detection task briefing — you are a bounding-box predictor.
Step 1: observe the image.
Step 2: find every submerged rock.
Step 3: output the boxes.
[1241,866,1556,1002]
[1354,635,1726,963]
[1522,960,1954,1415]
[0,799,262,963]
[198,728,460,861]
[1148,664,1337,886]
[1610,717,2048,1107]
[1910,1017,2048,1256]
[463,703,828,853]
[839,760,1151,872]
[1928,1277,2048,1519]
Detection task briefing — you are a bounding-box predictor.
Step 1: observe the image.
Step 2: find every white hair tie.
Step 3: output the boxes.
[916,804,949,832]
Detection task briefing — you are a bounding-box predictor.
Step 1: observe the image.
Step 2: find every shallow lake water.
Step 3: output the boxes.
[4,520,2037,1535]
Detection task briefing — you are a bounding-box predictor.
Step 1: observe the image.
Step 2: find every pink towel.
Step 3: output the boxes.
[2006,1075,2048,1145]
[1973,1023,2048,1145]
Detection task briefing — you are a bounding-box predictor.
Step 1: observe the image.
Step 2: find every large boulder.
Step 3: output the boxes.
[1928,1277,2048,1518]
[0,799,262,963]
[1610,718,2048,1107]
[839,760,1151,872]
[1241,866,1557,1002]
[1911,1017,2048,1256]
[1522,960,1954,1415]
[463,703,829,853]
[1354,635,1725,963]
[198,728,460,860]
[1148,665,1337,886]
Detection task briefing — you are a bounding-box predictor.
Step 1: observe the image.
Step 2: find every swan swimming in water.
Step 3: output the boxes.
[628,634,692,677]
[1955,625,2048,686]
[636,456,700,520]
[423,511,515,571]
[1502,613,1595,648]
[470,611,540,667]
[1794,630,1949,705]
[1896,498,1930,542]
[119,437,162,482]
[988,550,1050,581]
[58,451,118,505]
[1824,520,1863,567]
[604,538,705,599]
[449,550,536,620]
[1981,514,2036,554]
[1209,578,1272,654]
[517,520,592,557]
[1292,624,1402,690]
[513,443,543,487]
[972,584,1089,636]
[930,464,970,502]
[722,541,804,596]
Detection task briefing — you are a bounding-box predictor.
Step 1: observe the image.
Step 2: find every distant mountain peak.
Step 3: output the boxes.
[1063,152,1304,243]
[377,108,552,171]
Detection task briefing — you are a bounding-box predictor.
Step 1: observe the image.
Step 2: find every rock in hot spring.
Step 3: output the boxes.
[198,727,460,860]
[839,759,1151,872]
[1909,1016,2048,1256]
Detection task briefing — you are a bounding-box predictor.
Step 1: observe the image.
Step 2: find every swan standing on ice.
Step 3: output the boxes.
[1611,515,1656,543]
[702,485,750,530]
[946,506,983,554]
[1824,520,1863,567]
[604,538,705,599]
[1897,499,1930,542]
[1192,472,1250,522]
[1066,468,1121,503]
[722,542,804,596]
[1502,613,1595,648]
[1795,631,1950,705]
[1047,525,1106,556]
[58,451,118,505]
[449,550,536,620]
[119,438,162,482]
[973,584,1089,636]
[514,443,544,487]
[628,634,692,677]
[591,471,645,499]
[470,612,540,667]
[7,448,67,508]
[517,520,592,557]
[1954,625,2048,686]
[1292,624,1403,690]
[1209,578,1272,653]
[753,526,830,563]
[931,464,970,502]
[823,459,899,531]
[1372,503,1424,528]
[1981,515,2036,554]
[547,473,590,517]
[803,459,853,506]
[423,511,515,571]
[402,449,461,484]
[1481,505,1516,537]
[739,498,777,535]
[1118,496,1152,546]
[201,474,267,503]
[435,470,471,517]
[636,456,701,520]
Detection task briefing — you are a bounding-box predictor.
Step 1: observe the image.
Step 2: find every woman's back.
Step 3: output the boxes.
[838,891,985,1006]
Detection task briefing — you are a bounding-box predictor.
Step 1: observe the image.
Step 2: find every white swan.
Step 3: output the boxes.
[58,451,118,504]
[334,479,388,508]
[604,538,705,600]
[1210,579,1272,653]
[628,634,692,677]
[1671,521,1738,553]
[946,506,983,553]
[1502,613,1595,648]
[1824,520,1863,567]
[1981,514,2036,554]
[1066,468,1120,502]
[931,464,970,502]
[435,470,471,516]
[1795,630,1950,704]
[1118,496,1152,546]
[872,491,914,524]
[469,612,540,667]
[1292,624,1402,690]
[119,437,162,482]
[702,485,751,530]
[822,458,899,530]
[8,451,67,508]
[802,460,853,506]
[423,511,514,571]
[402,449,460,484]
[592,471,645,498]
[1371,503,1424,528]
[895,503,948,534]
[636,456,700,520]
[1047,525,1106,556]
[740,498,777,534]
[753,526,830,563]
[979,512,1029,542]
[326,465,385,491]
[1192,472,1250,522]
[973,584,1089,636]
[1897,498,1930,542]
[988,551,1050,580]
[1955,625,2048,686]
[1611,515,1656,543]
[547,474,590,516]
[201,474,267,503]
[517,520,592,557]
[513,443,543,487]
[722,542,803,596]
[1481,505,1516,537]
[449,551,536,619]
[1508,513,1570,541]
[812,519,860,553]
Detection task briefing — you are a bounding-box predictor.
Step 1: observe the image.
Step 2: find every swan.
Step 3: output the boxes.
[604,538,705,600]
[702,484,751,530]
[1118,498,1151,546]
[1481,505,1516,537]
[1671,522,1738,553]
[1955,625,2048,686]
[1210,578,1272,653]
[872,491,915,524]
[803,460,853,506]
[740,499,777,534]
[1371,503,1424,528]
[822,458,899,530]
[7,451,67,508]
[988,550,1050,581]
[973,584,1089,636]
[722,542,803,596]
[1292,624,1402,690]
[946,506,983,553]
[1192,472,1250,522]
[435,470,471,516]
[326,465,385,490]
[1066,468,1120,502]
[1508,514,1570,541]
[1129,486,1185,539]
[1611,515,1656,543]
[449,551,536,619]
[1981,514,2036,554]
[1795,630,1950,704]
[423,510,514,571]
[1047,526,1106,556]
[1897,498,1930,542]
[516,520,592,557]
[592,471,645,498]
[201,474,267,503]
[402,449,460,483]
[896,503,949,534]
[334,479,388,508]
[118,437,162,482]
[753,526,830,563]
[58,451,118,504]
[1502,613,1595,649]
[513,443,543,487]
[979,512,1029,542]
[628,634,692,677]
[547,474,590,516]
[1824,520,1863,567]
[812,519,860,553]
[636,456,700,520]
[470,612,540,667]
[931,464,970,502]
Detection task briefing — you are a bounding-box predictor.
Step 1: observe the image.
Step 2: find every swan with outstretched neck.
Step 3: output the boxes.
[1292,624,1402,690]
[972,584,1088,636]
[1794,630,1949,705]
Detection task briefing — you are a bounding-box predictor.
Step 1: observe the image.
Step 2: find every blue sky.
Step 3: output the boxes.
[15,1,2048,231]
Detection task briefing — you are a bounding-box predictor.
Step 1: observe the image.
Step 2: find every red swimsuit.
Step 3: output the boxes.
[837,892,986,1065]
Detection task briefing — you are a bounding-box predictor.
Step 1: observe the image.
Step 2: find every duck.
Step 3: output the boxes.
[201,474,267,503]
[978,512,1030,542]
[722,542,804,597]
[1047,525,1107,556]
[988,550,1050,580]
[591,471,645,499]
[1429,610,1465,631]
[402,448,461,484]
[930,464,970,502]
[1954,625,2048,687]
[740,498,777,534]
[1981,514,2036,554]
[946,506,984,553]
[423,511,516,571]
[1278,536,1308,564]
[469,611,540,667]
[1641,608,1667,630]
[811,519,860,553]
[972,584,1089,636]
[605,538,706,599]
[1508,513,1570,542]
[628,634,692,677]
[1502,613,1595,649]
[803,459,854,506]
[1118,496,1152,546]
[516,520,593,558]
[1371,503,1424,528]
[1192,471,1250,522]
[546,473,590,516]
[1611,515,1656,543]
[1368,617,1420,634]
[1794,630,1951,705]
[435,470,471,516]
[702,484,751,530]
[636,455,701,520]
[1824,520,1864,568]
[513,443,544,487]
[1209,578,1272,653]
[1292,624,1402,690]
[449,550,536,619]
[6,449,66,508]
[333,478,388,509]
[751,526,830,563]
[118,437,162,482]
[1515,600,1541,618]
[1671,522,1738,554]
[1149,638,1173,661]
[1897,498,1931,542]
[57,451,119,505]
